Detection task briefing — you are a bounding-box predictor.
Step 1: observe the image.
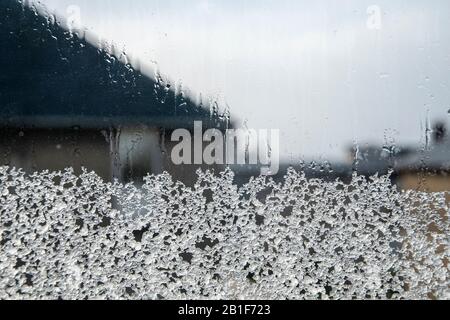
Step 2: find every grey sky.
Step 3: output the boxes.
[34,0,450,162]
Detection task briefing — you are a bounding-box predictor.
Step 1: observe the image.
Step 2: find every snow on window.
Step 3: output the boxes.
[0,166,448,300]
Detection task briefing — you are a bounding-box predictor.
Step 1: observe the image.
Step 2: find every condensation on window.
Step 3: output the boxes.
[0,167,448,300]
[0,0,449,301]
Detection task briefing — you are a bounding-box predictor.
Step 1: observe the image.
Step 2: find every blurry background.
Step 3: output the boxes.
[35,0,450,162]
[2,0,450,190]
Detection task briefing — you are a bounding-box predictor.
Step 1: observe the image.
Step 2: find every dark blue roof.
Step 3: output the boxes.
[0,0,226,129]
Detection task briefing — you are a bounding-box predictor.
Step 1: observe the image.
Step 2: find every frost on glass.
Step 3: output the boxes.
[0,166,448,300]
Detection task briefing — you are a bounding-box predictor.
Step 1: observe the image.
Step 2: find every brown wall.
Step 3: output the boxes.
[0,127,226,185]
[398,172,450,192]
[0,128,112,180]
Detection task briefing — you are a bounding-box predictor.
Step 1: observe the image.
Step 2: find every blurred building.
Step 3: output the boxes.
[344,122,450,192]
[395,122,450,192]
[0,0,228,183]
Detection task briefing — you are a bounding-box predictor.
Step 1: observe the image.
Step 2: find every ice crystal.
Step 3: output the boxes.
[0,167,448,300]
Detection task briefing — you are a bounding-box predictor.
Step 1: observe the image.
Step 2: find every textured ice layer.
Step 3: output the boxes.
[0,166,448,300]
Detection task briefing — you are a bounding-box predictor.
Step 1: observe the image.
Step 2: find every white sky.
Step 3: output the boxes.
[34,0,450,163]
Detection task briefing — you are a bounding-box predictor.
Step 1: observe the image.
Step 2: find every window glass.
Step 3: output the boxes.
[0,0,448,300]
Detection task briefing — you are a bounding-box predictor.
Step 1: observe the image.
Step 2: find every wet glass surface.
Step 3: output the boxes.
[0,0,449,299]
